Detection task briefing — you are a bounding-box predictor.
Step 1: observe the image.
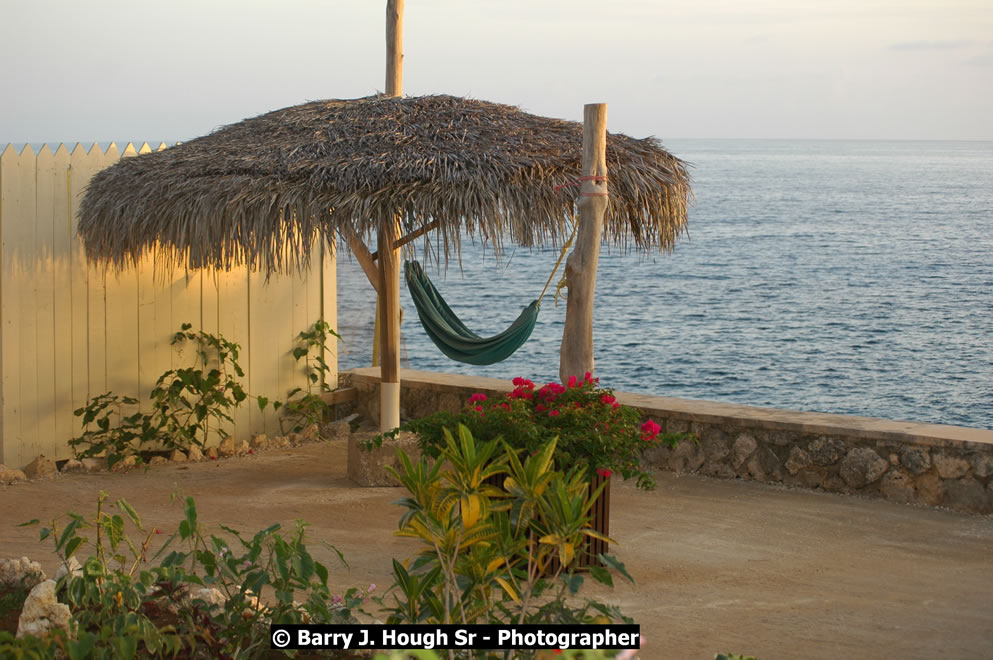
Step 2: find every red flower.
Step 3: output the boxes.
[601,394,616,406]
[584,371,594,384]
[474,405,484,414]
[597,467,612,478]
[535,403,546,413]
[469,393,488,404]
[567,375,578,388]
[548,410,560,417]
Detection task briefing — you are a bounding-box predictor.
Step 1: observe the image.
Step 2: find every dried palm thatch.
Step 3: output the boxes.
[78,94,690,274]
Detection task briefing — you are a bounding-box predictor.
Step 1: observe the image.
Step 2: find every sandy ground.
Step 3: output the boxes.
[2,437,991,660]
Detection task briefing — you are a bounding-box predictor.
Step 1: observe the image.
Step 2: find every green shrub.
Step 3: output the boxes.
[21,490,366,659]
[377,375,691,490]
[377,424,634,659]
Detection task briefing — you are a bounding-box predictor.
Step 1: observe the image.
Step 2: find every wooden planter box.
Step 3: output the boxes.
[482,470,611,572]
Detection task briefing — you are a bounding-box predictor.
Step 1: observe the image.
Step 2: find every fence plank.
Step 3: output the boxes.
[217,268,251,441]
[34,146,58,458]
[50,144,73,452]
[102,144,141,407]
[1,145,32,466]
[249,271,289,436]
[18,147,41,463]
[69,143,98,413]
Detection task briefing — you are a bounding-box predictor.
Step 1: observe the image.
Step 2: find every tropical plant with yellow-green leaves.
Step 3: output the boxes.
[377,424,633,659]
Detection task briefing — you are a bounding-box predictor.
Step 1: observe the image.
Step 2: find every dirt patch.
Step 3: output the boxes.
[2,435,992,658]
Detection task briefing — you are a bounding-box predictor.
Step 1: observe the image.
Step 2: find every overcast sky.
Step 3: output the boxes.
[2,0,991,145]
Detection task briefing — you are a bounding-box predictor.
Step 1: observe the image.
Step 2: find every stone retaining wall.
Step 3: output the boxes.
[342,368,993,514]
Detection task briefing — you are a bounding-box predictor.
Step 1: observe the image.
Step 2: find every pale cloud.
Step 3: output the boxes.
[889,40,974,51]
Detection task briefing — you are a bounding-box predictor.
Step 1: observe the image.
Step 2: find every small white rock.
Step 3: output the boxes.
[17,579,72,639]
[54,556,83,582]
[0,556,46,589]
[0,465,28,484]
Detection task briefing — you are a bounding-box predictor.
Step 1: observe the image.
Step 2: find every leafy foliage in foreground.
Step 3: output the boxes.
[17,491,367,659]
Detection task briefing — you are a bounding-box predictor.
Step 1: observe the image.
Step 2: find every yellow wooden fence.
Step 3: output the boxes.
[0,142,337,469]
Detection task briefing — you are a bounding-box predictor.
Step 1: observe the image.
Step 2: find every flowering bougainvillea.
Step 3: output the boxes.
[397,372,690,490]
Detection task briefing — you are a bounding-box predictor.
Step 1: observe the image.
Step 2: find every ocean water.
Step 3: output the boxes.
[336,140,993,430]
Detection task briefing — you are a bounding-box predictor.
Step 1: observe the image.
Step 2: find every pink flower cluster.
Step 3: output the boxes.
[469,392,487,413]
[508,377,536,400]
[641,419,662,442]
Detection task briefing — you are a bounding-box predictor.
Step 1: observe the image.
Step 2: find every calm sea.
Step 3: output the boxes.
[336,140,993,430]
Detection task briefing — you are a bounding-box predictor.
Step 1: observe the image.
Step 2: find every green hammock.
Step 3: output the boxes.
[404,261,540,365]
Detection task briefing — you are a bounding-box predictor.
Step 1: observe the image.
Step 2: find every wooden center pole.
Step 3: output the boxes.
[379,0,404,431]
[559,103,608,384]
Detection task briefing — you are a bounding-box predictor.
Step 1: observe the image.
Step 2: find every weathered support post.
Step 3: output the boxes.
[560,103,608,383]
[386,0,404,96]
[378,0,404,431]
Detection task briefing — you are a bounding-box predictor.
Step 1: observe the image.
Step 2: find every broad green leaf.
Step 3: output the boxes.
[115,499,143,530]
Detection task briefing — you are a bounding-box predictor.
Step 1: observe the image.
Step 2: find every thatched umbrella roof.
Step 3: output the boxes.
[78,94,690,274]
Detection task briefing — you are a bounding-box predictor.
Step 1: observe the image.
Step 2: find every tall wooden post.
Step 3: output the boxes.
[560,103,608,384]
[386,0,404,96]
[379,0,404,431]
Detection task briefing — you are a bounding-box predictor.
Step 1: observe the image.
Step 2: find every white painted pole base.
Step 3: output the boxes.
[380,381,401,432]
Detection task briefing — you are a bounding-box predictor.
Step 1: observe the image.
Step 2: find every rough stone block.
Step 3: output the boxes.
[900,446,931,476]
[348,432,421,487]
[81,457,107,472]
[840,448,889,489]
[169,450,188,463]
[943,477,991,514]
[820,475,848,493]
[22,455,57,480]
[148,456,169,466]
[0,465,28,484]
[785,469,825,490]
[916,472,944,507]
[60,459,85,474]
[111,455,138,472]
[17,580,71,639]
[700,461,736,479]
[437,392,463,415]
[218,437,236,457]
[188,446,205,461]
[322,420,352,442]
[668,441,705,474]
[807,437,846,466]
[699,428,730,462]
[750,447,784,481]
[250,433,270,450]
[0,557,46,589]
[970,454,993,479]
[785,447,812,476]
[879,470,915,504]
[932,452,970,480]
[732,433,757,468]
[642,444,673,469]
